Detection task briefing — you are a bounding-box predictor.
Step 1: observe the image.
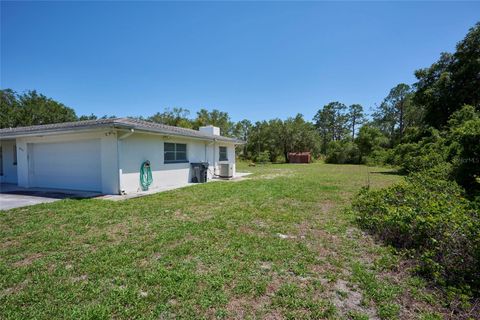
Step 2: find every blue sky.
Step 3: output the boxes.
[1,1,479,122]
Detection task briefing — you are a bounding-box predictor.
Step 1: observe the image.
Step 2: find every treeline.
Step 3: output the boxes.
[0,89,116,128]
[137,105,371,164]
[351,22,480,310]
[0,86,415,166]
[140,106,371,164]
[0,90,316,163]
[140,110,319,163]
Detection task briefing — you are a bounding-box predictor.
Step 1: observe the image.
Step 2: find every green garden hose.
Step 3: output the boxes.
[140,160,153,191]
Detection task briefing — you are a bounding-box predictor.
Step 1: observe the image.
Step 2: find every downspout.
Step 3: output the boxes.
[213,139,217,176]
[204,140,215,178]
[204,142,207,162]
[117,129,134,194]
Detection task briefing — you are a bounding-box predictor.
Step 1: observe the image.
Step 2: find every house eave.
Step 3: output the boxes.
[0,123,245,144]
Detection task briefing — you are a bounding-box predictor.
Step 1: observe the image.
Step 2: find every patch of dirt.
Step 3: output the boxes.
[166,234,199,250]
[71,274,88,283]
[266,275,283,297]
[344,227,459,319]
[1,280,28,296]
[275,198,304,208]
[79,216,154,245]
[195,260,210,275]
[239,225,258,235]
[253,219,268,228]
[332,279,378,319]
[226,296,250,319]
[318,201,335,213]
[0,239,19,250]
[226,295,273,319]
[257,170,294,180]
[260,261,272,271]
[263,309,283,320]
[382,259,464,320]
[12,252,44,267]
[105,222,130,243]
[137,258,150,268]
[47,262,57,273]
[172,209,213,223]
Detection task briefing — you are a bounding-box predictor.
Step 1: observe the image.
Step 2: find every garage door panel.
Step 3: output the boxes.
[31,139,102,191]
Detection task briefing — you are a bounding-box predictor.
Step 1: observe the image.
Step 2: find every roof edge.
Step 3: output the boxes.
[0,118,246,144]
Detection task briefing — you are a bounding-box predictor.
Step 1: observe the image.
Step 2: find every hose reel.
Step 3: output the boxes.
[140,160,153,191]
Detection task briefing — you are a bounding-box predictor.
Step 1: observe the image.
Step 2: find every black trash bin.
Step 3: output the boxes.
[190,162,209,183]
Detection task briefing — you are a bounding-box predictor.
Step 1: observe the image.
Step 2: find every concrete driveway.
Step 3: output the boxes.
[0,184,101,210]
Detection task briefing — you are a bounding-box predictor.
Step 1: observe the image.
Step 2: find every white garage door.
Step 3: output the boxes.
[30,139,102,192]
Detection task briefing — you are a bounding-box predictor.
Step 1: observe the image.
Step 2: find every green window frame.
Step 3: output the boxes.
[164,143,188,163]
[219,146,228,161]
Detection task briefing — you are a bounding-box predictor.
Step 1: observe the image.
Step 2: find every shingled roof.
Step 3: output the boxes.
[0,118,244,143]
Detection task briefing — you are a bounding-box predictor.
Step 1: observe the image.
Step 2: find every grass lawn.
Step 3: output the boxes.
[1,163,448,319]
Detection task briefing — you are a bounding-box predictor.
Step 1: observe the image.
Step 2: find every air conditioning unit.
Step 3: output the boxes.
[219,163,234,178]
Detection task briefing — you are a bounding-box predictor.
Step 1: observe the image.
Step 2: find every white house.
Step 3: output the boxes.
[0,118,244,194]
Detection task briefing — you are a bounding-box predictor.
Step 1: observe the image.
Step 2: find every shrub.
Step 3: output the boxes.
[449,117,480,192]
[365,147,394,166]
[390,106,480,194]
[325,141,362,164]
[352,173,480,296]
[392,129,449,174]
[356,125,389,160]
[255,151,270,163]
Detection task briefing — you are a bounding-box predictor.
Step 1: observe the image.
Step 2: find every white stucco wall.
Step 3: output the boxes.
[14,130,119,194]
[4,128,237,195]
[0,140,18,184]
[205,141,236,178]
[118,132,237,194]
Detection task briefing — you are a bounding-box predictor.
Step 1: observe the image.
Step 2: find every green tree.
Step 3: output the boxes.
[282,114,319,162]
[373,83,413,144]
[194,109,234,136]
[233,119,252,158]
[17,90,78,126]
[414,22,480,128]
[78,113,98,121]
[0,89,18,128]
[347,104,366,140]
[313,102,348,154]
[247,120,283,162]
[447,105,480,192]
[0,89,78,128]
[148,107,193,128]
[246,115,319,162]
[355,124,388,160]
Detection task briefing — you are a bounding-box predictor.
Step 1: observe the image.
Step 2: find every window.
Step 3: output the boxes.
[164,143,188,163]
[219,146,228,161]
[0,146,3,176]
[13,144,17,165]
